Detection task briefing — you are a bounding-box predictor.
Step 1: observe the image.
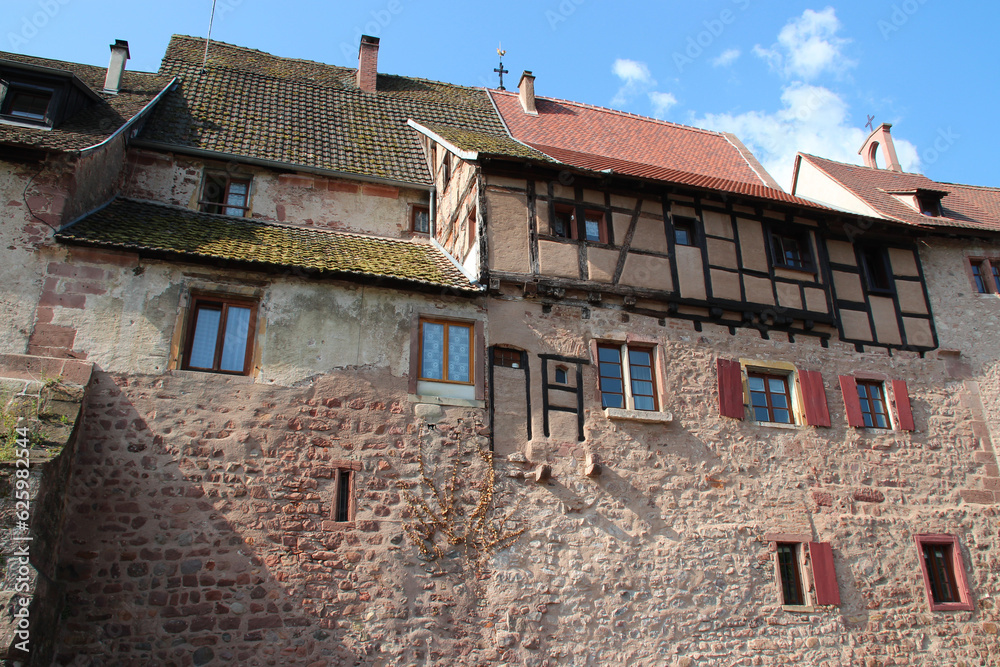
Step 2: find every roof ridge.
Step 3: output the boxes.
[490,89,726,138]
[118,197,435,245]
[167,34,490,96]
[0,51,163,79]
[798,151,931,178]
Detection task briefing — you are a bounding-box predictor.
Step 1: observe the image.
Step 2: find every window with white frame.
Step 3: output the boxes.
[597,343,657,411]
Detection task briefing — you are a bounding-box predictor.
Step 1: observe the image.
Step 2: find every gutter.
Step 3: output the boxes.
[130,140,435,192]
[78,77,178,154]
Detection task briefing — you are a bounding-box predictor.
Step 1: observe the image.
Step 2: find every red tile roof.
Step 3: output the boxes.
[529,143,834,211]
[797,154,1000,233]
[489,90,777,187]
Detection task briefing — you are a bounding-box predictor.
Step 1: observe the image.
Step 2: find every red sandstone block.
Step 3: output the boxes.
[328,180,359,194]
[982,477,1000,492]
[248,616,283,631]
[190,616,216,632]
[45,263,103,280]
[29,324,76,348]
[69,246,137,267]
[960,489,995,504]
[974,452,999,465]
[63,280,107,296]
[219,617,241,630]
[362,184,398,199]
[38,291,85,309]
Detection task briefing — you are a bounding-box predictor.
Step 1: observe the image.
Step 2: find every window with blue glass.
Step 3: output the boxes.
[748,372,792,423]
[182,295,257,375]
[597,344,658,411]
[419,318,473,384]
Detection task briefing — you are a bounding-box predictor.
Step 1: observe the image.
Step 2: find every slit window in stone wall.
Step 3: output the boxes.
[777,543,805,605]
[914,534,973,611]
[182,295,257,375]
[199,172,251,216]
[597,344,657,411]
[334,468,353,522]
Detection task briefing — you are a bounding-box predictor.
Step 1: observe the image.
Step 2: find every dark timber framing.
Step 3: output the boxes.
[539,353,588,442]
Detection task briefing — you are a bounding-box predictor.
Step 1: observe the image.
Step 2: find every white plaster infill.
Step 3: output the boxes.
[604,407,672,424]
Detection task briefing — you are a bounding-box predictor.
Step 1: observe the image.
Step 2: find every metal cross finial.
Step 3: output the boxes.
[494,42,509,91]
[865,114,875,132]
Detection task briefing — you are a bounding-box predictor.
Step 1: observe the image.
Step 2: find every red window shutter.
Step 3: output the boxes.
[839,375,865,427]
[717,358,744,420]
[892,379,915,431]
[799,370,831,427]
[809,542,841,606]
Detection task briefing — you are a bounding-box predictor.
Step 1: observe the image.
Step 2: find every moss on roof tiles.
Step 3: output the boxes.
[141,36,514,185]
[55,198,478,291]
[422,123,555,161]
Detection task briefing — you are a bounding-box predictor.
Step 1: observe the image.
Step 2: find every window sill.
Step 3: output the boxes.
[168,369,256,384]
[781,604,838,613]
[408,394,485,409]
[750,419,802,430]
[604,407,672,424]
[927,602,974,612]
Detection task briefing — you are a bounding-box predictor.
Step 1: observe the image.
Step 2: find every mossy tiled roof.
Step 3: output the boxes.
[420,122,556,162]
[0,52,172,153]
[56,198,478,291]
[139,36,512,185]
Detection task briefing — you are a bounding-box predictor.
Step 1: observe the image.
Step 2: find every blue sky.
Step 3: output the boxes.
[6,0,998,190]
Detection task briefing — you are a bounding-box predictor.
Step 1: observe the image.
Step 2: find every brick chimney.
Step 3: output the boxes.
[518,70,537,115]
[859,122,902,172]
[103,39,130,94]
[357,35,380,93]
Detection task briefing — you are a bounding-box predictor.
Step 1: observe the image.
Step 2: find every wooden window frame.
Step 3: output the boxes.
[199,171,252,217]
[334,468,355,523]
[673,216,698,247]
[964,257,1000,295]
[548,201,609,244]
[181,294,258,376]
[410,204,430,234]
[768,227,815,272]
[856,380,890,429]
[766,535,841,609]
[860,246,893,294]
[492,347,523,369]
[914,534,973,612]
[747,371,794,424]
[839,375,914,431]
[1,82,54,123]
[417,317,475,386]
[597,343,659,412]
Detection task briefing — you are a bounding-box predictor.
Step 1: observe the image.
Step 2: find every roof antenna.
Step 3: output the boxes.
[202,0,218,71]
[494,43,508,91]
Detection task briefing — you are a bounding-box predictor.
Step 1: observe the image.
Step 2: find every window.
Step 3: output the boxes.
[860,247,892,293]
[419,318,473,384]
[718,360,830,426]
[549,202,608,243]
[839,376,914,431]
[767,536,841,609]
[199,172,251,216]
[492,347,523,369]
[914,534,973,611]
[856,380,889,428]
[776,543,805,605]
[965,257,1000,294]
[917,194,942,217]
[747,372,792,424]
[769,229,813,271]
[182,295,257,375]
[1,83,53,122]
[411,205,430,234]
[554,366,568,384]
[334,468,354,522]
[597,344,657,411]
[673,217,697,246]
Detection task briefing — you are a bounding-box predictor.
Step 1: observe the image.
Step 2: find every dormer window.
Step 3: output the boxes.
[2,83,53,122]
[199,171,251,217]
[917,194,942,217]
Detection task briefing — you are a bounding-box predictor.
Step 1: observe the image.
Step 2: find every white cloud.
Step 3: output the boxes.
[695,83,919,191]
[649,92,678,118]
[611,58,655,106]
[712,48,741,68]
[754,7,855,81]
